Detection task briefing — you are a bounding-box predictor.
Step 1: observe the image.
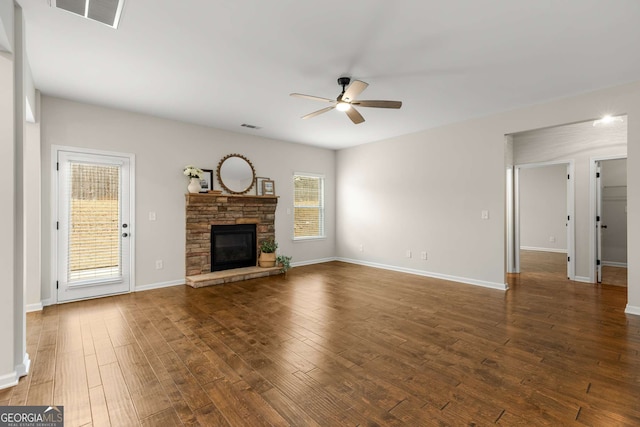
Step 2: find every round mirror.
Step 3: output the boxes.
[216,154,256,194]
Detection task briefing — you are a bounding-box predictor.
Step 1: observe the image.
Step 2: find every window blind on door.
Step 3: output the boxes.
[67,162,122,282]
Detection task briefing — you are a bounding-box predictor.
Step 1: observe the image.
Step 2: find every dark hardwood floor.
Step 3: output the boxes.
[518,249,628,287]
[2,258,639,426]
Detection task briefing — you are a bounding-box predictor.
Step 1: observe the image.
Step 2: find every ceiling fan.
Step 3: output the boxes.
[290,77,402,124]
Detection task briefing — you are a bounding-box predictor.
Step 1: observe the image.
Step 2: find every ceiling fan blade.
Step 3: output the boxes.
[342,80,368,102]
[345,106,365,124]
[290,93,335,103]
[352,100,402,109]
[302,106,335,120]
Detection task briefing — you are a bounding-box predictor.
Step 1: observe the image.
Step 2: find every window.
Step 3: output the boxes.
[68,162,121,281]
[293,173,325,239]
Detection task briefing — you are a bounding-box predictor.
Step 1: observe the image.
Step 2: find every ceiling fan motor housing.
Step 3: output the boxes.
[337,77,351,87]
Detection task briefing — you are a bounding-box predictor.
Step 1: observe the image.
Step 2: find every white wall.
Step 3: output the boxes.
[24,91,40,310]
[601,158,627,187]
[0,0,13,53]
[336,120,507,289]
[0,0,30,390]
[336,80,640,314]
[40,96,336,303]
[0,44,17,390]
[512,119,627,280]
[519,164,567,252]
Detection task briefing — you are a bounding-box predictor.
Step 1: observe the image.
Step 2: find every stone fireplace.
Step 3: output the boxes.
[185,193,280,287]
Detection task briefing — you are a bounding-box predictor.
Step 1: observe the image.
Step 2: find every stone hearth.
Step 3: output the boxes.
[186,266,281,288]
[185,193,279,286]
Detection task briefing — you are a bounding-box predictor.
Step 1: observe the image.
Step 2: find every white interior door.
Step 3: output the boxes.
[596,162,603,283]
[57,150,132,302]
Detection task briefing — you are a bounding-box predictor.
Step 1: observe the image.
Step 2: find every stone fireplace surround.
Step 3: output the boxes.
[185,193,280,287]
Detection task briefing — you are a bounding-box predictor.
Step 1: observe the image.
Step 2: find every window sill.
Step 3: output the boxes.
[293,236,327,242]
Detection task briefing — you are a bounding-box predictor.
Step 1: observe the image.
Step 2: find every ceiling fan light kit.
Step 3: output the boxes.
[290,77,402,124]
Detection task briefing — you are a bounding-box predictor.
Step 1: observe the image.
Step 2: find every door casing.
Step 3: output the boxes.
[509,160,575,280]
[51,145,136,304]
[590,155,627,284]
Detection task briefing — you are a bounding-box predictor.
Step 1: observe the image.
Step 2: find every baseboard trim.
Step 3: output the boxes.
[602,261,627,268]
[26,302,43,312]
[40,280,184,306]
[335,258,508,291]
[625,305,640,316]
[135,279,184,292]
[0,353,30,391]
[291,257,338,268]
[574,276,592,283]
[520,246,567,254]
[16,353,31,377]
[0,371,18,390]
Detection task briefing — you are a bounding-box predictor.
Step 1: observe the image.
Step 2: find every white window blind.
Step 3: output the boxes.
[294,174,325,239]
[67,163,122,282]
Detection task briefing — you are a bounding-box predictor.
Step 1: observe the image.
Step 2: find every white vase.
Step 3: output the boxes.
[188,177,201,193]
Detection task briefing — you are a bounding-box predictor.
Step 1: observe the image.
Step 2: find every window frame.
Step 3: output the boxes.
[292,172,326,241]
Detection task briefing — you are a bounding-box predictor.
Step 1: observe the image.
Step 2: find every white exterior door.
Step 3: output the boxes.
[56,150,132,302]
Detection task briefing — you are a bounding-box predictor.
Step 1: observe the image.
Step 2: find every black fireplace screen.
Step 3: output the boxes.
[211,224,257,271]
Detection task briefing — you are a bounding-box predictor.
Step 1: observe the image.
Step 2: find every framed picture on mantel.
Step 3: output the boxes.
[262,180,275,196]
[256,177,269,195]
[199,169,213,193]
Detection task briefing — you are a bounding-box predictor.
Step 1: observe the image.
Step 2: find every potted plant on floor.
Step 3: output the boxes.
[258,239,278,267]
[276,255,292,276]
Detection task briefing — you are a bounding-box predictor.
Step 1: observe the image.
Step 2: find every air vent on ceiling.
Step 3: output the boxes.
[50,0,125,29]
[241,123,262,130]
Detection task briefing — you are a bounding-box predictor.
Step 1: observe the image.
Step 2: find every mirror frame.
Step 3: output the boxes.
[216,153,256,194]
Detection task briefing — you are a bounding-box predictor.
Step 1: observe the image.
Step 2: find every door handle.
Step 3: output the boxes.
[122,233,129,238]
[601,225,608,229]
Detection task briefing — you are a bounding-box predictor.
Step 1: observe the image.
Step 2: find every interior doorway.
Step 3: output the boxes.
[506,115,627,286]
[593,157,627,286]
[512,161,574,280]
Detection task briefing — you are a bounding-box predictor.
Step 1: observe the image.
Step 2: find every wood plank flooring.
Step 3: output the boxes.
[519,249,628,287]
[4,258,640,426]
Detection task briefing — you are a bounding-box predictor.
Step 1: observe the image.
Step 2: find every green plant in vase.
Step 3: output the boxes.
[258,239,278,267]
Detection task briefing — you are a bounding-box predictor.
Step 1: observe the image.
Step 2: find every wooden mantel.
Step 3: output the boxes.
[186,193,279,200]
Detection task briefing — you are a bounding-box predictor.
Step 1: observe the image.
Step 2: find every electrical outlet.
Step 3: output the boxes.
[481,210,490,220]
[406,250,412,258]
[359,244,364,252]
[155,260,163,269]
[549,236,556,243]
[149,211,156,221]
[421,251,427,260]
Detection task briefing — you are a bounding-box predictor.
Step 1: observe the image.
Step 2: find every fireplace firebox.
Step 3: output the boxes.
[210,224,257,271]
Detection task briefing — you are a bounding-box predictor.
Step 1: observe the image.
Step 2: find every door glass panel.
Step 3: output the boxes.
[67,162,121,282]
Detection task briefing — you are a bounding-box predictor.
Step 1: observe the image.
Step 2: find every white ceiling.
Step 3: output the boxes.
[18,0,640,150]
